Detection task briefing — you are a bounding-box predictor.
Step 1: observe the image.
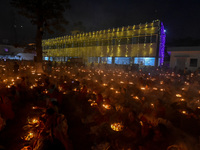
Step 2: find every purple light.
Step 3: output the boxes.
[159,22,166,66]
[4,48,8,52]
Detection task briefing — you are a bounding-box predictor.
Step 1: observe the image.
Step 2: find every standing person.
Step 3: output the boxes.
[47,61,52,74]
[13,62,19,75]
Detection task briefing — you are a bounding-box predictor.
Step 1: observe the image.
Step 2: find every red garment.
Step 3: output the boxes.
[0,96,14,120]
[96,94,103,105]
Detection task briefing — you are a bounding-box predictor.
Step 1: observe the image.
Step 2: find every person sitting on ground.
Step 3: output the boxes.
[44,108,69,150]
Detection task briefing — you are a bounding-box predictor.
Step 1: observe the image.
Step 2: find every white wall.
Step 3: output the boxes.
[170,51,200,71]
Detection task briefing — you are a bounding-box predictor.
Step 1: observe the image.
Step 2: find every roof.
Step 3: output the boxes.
[167,46,200,52]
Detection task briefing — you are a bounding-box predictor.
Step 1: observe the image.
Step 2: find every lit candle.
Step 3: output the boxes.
[176,94,182,97]
[153,87,158,90]
[133,96,139,100]
[103,83,108,86]
[181,110,187,114]
[151,103,154,108]
[111,122,124,131]
[115,91,120,94]
[180,99,185,101]
[91,102,97,106]
[102,104,111,109]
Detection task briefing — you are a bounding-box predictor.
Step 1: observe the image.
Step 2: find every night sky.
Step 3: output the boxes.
[0,0,200,44]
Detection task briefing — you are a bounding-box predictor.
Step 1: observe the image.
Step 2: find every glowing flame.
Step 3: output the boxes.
[176,94,182,97]
[153,87,158,90]
[140,121,143,126]
[25,132,34,141]
[91,102,97,106]
[181,110,187,114]
[102,104,111,109]
[151,103,154,108]
[133,96,139,100]
[111,122,124,131]
[180,99,185,101]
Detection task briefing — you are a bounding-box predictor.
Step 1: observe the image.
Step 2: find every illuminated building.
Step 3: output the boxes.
[42,20,166,66]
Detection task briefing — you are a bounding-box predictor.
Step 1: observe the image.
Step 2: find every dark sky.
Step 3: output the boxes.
[0,0,200,44]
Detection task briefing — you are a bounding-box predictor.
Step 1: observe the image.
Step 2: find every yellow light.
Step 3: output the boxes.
[102,104,111,109]
[153,87,158,90]
[88,99,93,102]
[111,122,124,131]
[25,132,34,141]
[140,121,143,126]
[151,103,154,108]
[181,110,187,114]
[133,96,139,100]
[32,106,37,109]
[91,102,97,106]
[103,83,108,86]
[32,119,38,124]
[176,94,182,97]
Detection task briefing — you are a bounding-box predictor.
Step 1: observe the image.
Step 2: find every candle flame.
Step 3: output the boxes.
[102,104,111,109]
[176,94,182,97]
[111,122,124,131]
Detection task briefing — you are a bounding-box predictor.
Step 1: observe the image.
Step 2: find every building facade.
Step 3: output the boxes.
[42,20,166,66]
[168,46,200,72]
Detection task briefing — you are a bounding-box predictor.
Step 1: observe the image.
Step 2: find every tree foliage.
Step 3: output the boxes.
[10,0,70,62]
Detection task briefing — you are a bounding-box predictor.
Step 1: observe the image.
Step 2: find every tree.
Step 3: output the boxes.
[10,0,70,64]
